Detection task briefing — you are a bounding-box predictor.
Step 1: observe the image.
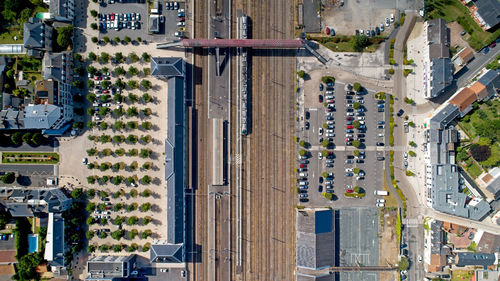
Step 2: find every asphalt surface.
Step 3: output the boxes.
[98,2,150,40]
[298,81,386,208]
[403,223,425,281]
[303,0,321,33]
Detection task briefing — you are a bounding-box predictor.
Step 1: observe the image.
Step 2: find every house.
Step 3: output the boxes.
[424,19,454,99]
[476,69,500,100]
[477,232,500,254]
[483,167,500,199]
[455,47,474,66]
[456,252,496,268]
[471,0,500,31]
[23,18,53,58]
[44,212,65,273]
[150,57,188,263]
[49,0,75,23]
[449,87,477,116]
[296,209,335,270]
[86,255,136,280]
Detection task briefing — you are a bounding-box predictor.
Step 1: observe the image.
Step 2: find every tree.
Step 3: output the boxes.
[141,175,152,184]
[128,93,139,103]
[353,82,362,92]
[353,35,369,51]
[141,93,152,103]
[124,36,132,43]
[409,141,416,147]
[353,186,361,193]
[298,149,307,156]
[352,139,361,148]
[142,108,153,116]
[127,203,138,212]
[113,121,125,130]
[88,52,97,61]
[128,66,139,76]
[408,150,416,157]
[22,132,32,144]
[11,132,23,145]
[127,216,139,225]
[90,24,98,31]
[128,149,138,157]
[99,163,110,171]
[353,168,361,174]
[353,150,360,156]
[321,76,335,84]
[90,9,98,17]
[71,188,84,200]
[87,65,97,75]
[127,80,138,89]
[86,231,95,239]
[470,145,491,162]
[86,217,96,225]
[113,216,125,225]
[353,121,360,129]
[398,256,409,271]
[73,66,84,76]
[114,36,121,44]
[142,52,150,62]
[141,229,152,239]
[404,97,414,104]
[136,37,142,42]
[99,122,108,130]
[127,107,138,117]
[321,139,330,147]
[115,66,126,76]
[141,189,152,197]
[406,170,414,176]
[140,79,152,89]
[129,229,139,239]
[139,148,151,158]
[1,173,15,184]
[103,36,110,44]
[140,203,152,212]
[129,189,138,197]
[87,176,96,184]
[353,102,361,109]
[100,52,110,63]
[142,216,152,225]
[128,52,139,63]
[112,230,125,240]
[408,121,415,127]
[297,70,306,78]
[321,150,329,157]
[114,94,124,103]
[31,133,44,146]
[56,25,74,50]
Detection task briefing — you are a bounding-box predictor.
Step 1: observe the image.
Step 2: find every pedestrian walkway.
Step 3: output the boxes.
[333,146,407,151]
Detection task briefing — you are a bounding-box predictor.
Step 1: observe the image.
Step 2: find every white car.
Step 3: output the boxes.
[404,152,408,160]
[326,129,334,133]
[319,128,323,136]
[327,121,334,125]
[318,152,323,160]
[82,158,88,164]
[390,13,395,22]
[385,17,390,26]
[377,199,386,203]
[376,202,385,207]
[345,185,352,189]
[346,112,354,116]
[357,116,365,120]
[345,168,353,172]
[177,22,185,26]
[378,133,384,137]
[325,133,335,137]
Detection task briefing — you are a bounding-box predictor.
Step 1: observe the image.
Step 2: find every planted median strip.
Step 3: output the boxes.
[1,152,60,164]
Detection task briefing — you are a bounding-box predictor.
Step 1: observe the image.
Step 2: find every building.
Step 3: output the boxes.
[86,255,137,280]
[49,0,75,23]
[477,232,500,254]
[296,209,335,270]
[470,0,500,31]
[296,272,334,281]
[44,212,65,274]
[456,252,496,268]
[476,69,500,100]
[23,18,53,58]
[453,47,474,67]
[449,87,477,116]
[149,15,160,33]
[150,57,187,263]
[424,19,454,99]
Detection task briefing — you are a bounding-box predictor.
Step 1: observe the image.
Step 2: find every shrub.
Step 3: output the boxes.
[353,82,362,92]
[322,192,333,200]
[127,203,138,212]
[388,68,395,75]
[406,170,414,176]
[142,216,152,225]
[403,69,413,77]
[297,70,306,78]
[140,203,152,212]
[141,175,152,184]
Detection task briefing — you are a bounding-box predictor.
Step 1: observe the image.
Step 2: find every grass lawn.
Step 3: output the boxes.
[426,0,500,50]
[2,152,60,164]
[466,161,483,178]
[452,270,474,281]
[307,35,384,52]
[382,169,399,208]
[0,28,23,44]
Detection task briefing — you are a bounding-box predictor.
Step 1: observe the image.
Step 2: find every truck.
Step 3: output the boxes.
[374,190,388,196]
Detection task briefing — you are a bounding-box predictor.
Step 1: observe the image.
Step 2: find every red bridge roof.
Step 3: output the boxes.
[182,39,303,48]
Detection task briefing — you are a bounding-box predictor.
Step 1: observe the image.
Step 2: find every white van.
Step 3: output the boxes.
[299,173,308,177]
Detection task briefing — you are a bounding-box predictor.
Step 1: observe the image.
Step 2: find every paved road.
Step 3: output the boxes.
[455,46,500,89]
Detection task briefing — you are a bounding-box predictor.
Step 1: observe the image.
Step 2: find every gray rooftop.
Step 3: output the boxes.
[429,104,460,130]
[474,0,500,30]
[1,188,72,217]
[431,164,491,220]
[296,272,334,281]
[430,220,444,255]
[486,176,500,199]
[45,212,65,267]
[478,69,500,99]
[427,19,450,59]
[150,244,183,263]
[430,57,454,98]
[87,255,135,279]
[151,57,184,78]
[165,75,186,245]
[428,127,458,165]
[296,209,335,269]
[149,15,160,33]
[23,104,62,129]
[23,18,52,52]
[49,0,75,22]
[42,52,71,83]
[0,108,24,129]
[456,252,496,267]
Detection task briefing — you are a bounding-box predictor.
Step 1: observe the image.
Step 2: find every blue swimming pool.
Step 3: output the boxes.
[28,234,38,253]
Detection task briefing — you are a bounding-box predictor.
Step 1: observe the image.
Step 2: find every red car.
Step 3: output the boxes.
[178,17,185,22]
[325,27,330,35]
[346,117,353,121]
[347,125,353,129]
[103,90,109,93]
[327,99,335,103]
[490,42,497,48]
[346,189,353,193]
[318,95,323,102]
[300,164,306,168]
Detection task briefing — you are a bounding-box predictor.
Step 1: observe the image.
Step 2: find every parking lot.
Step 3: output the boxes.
[297,80,388,208]
[98,1,186,42]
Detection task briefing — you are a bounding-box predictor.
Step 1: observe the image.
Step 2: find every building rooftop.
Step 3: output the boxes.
[456,252,496,267]
[477,232,500,254]
[35,80,57,104]
[430,58,454,98]
[296,209,335,270]
[87,255,136,279]
[44,212,65,267]
[473,0,500,30]
[42,52,71,84]
[431,164,491,220]
[458,47,474,63]
[23,104,61,129]
[23,18,52,53]
[149,15,160,33]
[296,272,334,281]
[477,69,500,100]
[151,57,184,77]
[0,188,72,217]
[429,104,460,130]
[449,87,477,112]
[150,243,183,263]
[49,0,75,22]
[427,19,450,59]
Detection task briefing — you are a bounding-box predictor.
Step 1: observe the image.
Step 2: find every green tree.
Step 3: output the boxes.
[127,216,139,225]
[113,216,125,225]
[56,25,74,50]
[141,175,152,184]
[100,52,110,63]
[114,36,121,44]
[353,82,362,92]
[142,52,150,62]
[11,132,23,145]
[353,35,369,51]
[353,186,361,193]
[321,139,330,147]
[398,256,409,271]
[124,36,132,43]
[112,230,125,240]
[128,66,139,76]
[128,52,139,63]
[127,107,138,117]
[141,229,152,239]
[297,70,306,78]
[140,203,152,212]
[140,79,152,89]
[103,36,110,44]
[352,121,360,129]
[353,150,360,156]
[1,173,15,184]
[71,188,84,200]
[353,102,361,109]
[88,52,97,61]
[90,9,98,17]
[141,189,152,197]
[142,216,152,225]
[129,229,139,239]
[129,189,138,197]
[30,133,44,146]
[298,149,307,156]
[127,203,138,212]
[90,24,98,31]
[128,93,139,103]
[142,93,152,103]
[352,139,361,148]
[21,132,32,144]
[127,80,138,89]
[115,66,126,76]
[353,168,361,174]
[87,189,96,198]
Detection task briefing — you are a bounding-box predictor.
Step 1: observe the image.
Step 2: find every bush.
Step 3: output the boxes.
[321,76,335,84]
[388,68,394,75]
[353,82,362,92]
[322,192,333,200]
[406,170,414,176]
[352,140,361,148]
[140,203,152,212]
[403,69,413,77]
[1,173,15,184]
[298,149,307,156]
[398,257,409,271]
[408,150,416,157]
[321,139,330,147]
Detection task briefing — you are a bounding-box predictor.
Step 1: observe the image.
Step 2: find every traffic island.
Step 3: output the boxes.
[1,152,60,164]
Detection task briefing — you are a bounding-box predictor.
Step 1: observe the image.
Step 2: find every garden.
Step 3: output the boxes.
[1,152,59,164]
[457,100,500,178]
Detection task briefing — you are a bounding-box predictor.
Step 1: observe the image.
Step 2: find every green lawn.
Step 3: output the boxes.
[307,35,385,52]
[426,0,500,50]
[0,28,23,44]
[466,161,483,178]
[452,270,474,281]
[2,152,60,164]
